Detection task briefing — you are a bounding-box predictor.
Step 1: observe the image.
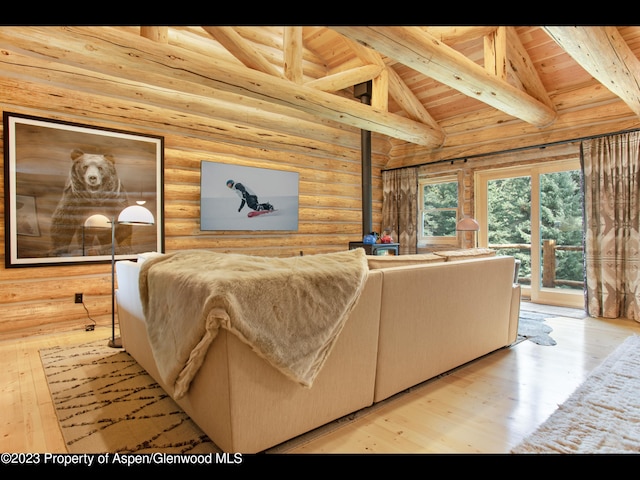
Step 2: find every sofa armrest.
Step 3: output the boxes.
[508,284,521,344]
[115,260,143,319]
[115,260,144,352]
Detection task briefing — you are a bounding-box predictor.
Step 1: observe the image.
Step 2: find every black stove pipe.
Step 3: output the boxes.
[354,81,372,237]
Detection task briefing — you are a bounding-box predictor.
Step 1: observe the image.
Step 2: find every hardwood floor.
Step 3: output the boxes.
[1,305,639,454]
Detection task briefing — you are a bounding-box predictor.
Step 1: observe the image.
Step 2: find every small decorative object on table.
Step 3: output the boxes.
[363,232,378,245]
[380,230,393,244]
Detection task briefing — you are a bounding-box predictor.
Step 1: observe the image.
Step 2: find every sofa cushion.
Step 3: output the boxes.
[433,248,496,261]
[367,253,444,269]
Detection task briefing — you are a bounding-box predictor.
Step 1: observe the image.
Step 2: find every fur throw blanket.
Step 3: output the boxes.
[139,249,369,399]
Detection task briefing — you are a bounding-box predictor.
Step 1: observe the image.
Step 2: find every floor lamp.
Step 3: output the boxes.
[456,216,480,248]
[109,204,155,348]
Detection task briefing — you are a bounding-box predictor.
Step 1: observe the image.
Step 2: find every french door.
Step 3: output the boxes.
[475,159,584,309]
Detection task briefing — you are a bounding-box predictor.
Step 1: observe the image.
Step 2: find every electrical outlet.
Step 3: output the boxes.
[75,293,83,304]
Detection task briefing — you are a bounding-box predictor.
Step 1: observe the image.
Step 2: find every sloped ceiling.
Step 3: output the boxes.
[2,26,640,168]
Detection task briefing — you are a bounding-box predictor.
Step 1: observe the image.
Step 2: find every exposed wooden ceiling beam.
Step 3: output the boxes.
[505,27,555,111]
[283,26,304,84]
[484,27,508,81]
[304,64,384,92]
[140,27,168,44]
[202,26,285,79]
[340,34,441,131]
[338,35,389,111]
[0,26,444,148]
[422,26,498,44]
[483,27,554,111]
[332,26,558,128]
[387,66,440,129]
[543,26,640,118]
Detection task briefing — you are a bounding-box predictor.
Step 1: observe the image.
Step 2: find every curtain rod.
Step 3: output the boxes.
[384,126,640,172]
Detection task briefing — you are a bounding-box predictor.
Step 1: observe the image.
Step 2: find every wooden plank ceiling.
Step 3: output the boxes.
[2,26,640,167]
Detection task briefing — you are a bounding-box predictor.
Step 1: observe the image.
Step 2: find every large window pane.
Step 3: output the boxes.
[477,156,583,308]
[423,210,457,236]
[487,176,532,283]
[539,170,584,290]
[482,162,583,301]
[421,180,458,239]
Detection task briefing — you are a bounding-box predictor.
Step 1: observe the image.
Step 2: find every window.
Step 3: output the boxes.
[418,176,459,244]
[476,159,584,308]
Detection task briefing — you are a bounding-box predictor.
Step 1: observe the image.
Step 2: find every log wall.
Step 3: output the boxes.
[0,81,388,339]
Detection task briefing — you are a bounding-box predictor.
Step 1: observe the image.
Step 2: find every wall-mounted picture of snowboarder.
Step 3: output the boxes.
[200,161,298,231]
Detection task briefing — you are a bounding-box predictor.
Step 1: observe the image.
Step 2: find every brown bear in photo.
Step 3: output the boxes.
[50,149,132,256]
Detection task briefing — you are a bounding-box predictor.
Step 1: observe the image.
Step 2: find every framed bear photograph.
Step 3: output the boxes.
[3,112,164,267]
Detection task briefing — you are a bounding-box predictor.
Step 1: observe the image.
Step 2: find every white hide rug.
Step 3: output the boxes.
[512,334,640,453]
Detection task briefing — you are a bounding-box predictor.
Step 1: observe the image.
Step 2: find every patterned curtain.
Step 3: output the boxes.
[581,131,640,321]
[381,168,418,255]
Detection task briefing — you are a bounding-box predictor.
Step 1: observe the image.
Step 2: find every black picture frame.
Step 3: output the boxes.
[4,112,164,267]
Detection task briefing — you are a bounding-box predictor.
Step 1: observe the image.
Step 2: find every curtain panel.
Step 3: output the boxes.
[581,131,640,321]
[381,168,418,255]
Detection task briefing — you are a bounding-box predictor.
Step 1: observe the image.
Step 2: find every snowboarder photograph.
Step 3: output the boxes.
[200,161,299,231]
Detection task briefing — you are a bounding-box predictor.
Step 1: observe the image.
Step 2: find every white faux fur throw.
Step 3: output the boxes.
[139,248,369,399]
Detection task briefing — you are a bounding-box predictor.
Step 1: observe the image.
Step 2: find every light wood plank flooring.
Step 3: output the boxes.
[1,305,639,454]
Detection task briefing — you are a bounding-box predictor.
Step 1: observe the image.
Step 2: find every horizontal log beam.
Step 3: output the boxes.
[305,64,384,92]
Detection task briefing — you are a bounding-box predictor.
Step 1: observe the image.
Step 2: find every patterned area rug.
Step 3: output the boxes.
[42,340,359,454]
[512,334,640,453]
[40,341,221,453]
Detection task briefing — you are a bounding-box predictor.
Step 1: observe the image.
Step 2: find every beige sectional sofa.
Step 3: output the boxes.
[115,249,520,453]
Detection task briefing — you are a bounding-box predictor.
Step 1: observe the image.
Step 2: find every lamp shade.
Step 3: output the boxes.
[83,214,111,228]
[456,217,480,231]
[117,205,154,225]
